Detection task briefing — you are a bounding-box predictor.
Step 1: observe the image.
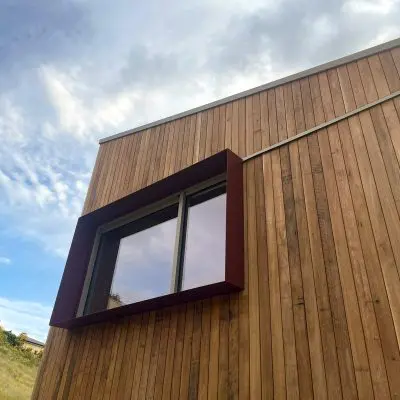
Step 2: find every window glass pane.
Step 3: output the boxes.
[84,205,178,314]
[109,215,177,307]
[182,186,226,290]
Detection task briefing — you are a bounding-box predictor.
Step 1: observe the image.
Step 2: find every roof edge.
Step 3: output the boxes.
[100,37,400,144]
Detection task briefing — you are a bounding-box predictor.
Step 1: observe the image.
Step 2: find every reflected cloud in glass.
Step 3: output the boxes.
[109,216,177,306]
[182,192,226,290]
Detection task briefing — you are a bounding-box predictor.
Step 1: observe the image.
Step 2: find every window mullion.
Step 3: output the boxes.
[170,192,187,293]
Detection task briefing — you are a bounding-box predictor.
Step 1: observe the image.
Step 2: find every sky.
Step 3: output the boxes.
[0,0,399,342]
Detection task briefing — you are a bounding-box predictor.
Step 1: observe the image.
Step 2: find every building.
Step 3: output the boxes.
[33,38,400,399]
[20,335,45,353]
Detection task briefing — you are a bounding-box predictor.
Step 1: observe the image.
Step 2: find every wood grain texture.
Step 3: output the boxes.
[35,44,400,399]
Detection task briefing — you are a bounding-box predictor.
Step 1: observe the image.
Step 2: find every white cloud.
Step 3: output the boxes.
[342,0,399,14]
[0,257,11,265]
[40,66,139,141]
[0,297,51,342]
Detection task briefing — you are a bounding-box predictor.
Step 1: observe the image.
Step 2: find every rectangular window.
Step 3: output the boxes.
[50,149,243,329]
[81,179,227,316]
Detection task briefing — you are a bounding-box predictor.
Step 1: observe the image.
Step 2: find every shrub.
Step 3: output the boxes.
[3,330,23,348]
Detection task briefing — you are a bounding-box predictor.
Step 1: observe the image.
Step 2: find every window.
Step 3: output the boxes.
[81,179,227,316]
[50,149,243,329]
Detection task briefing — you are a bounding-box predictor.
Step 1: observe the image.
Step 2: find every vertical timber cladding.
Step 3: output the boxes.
[33,45,400,399]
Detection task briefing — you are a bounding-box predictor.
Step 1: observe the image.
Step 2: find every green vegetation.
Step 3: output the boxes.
[0,327,41,400]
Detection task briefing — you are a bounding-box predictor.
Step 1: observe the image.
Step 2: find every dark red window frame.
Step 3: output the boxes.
[50,149,244,329]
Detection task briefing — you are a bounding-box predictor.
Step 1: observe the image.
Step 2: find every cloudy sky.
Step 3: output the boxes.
[0,0,399,341]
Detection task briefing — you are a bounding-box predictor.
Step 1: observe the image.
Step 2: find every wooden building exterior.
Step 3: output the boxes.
[33,38,400,399]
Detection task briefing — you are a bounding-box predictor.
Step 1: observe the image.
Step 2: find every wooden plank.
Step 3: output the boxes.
[52,332,73,398]
[87,324,112,399]
[130,129,151,192]
[83,144,106,213]
[124,133,142,195]
[68,327,93,398]
[188,302,202,399]
[109,320,131,400]
[111,135,130,200]
[192,112,203,164]
[148,124,166,185]
[280,142,313,399]
[82,327,104,398]
[161,307,179,400]
[328,67,391,399]
[368,54,390,97]
[231,100,240,155]
[291,80,328,399]
[41,328,65,396]
[88,141,111,211]
[137,312,156,400]
[238,158,250,400]
[207,297,220,400]
[36,328,59,397]
[171,117,185,173]
[379,51,400,92]
[252,93,262,151]
[246,161,262,399]
[309,73,358,400]
[318,71,374,400]
[117,315,142,400]
[391,47,400,76]
[96,140,118,208]
[267,89,278,145]
[262,152,285,399]
[275,86,287,142]
[102,321,126,400]
[179,303,195,398]
[65,327,89,399]
[254,156,273,400]
[259,90,270,148]
[179,117,191,170]
[198,299,211,400]
[280,84,314,399]
[185,115,197,168]
[211,106,220,155]
[145,311,164,399]
[130,314,150,399]
[300,77,343,400]
[238,98,246,157]
[204,108,214,159]
[121,133,140,197]
[346,63,400,393]
[337,110,400,398]
[217,295,229,400]
[197,110,208,162]
[162,121,176,179]
[228,293,240,399]
[58,330,85,400]
[271,148,299,399]
[77,326,99,398]
[225,102,233,150]
[217,104,227,152]
[105,138,125,204]
[169,305,187,399]
[56,332,79,400]
[153,310,171,399]
[140,126,159,188]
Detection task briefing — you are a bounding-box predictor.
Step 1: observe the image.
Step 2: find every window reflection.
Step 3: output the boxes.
[84,205,178,315]
[182,188,226,290]
[109,216,177,306]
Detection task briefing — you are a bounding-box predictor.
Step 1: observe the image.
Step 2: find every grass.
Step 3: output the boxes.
[0,343,39,400]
